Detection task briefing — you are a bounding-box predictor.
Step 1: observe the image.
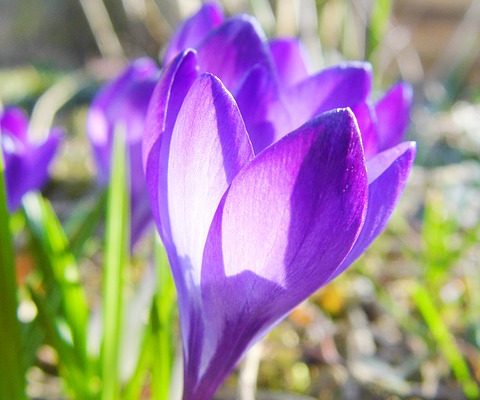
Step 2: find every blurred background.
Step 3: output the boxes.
[1,0,480,399]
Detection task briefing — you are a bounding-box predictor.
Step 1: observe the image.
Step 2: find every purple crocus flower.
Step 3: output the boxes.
[1,107,61,212]
[144,4,416,399]
[87,58,159,245]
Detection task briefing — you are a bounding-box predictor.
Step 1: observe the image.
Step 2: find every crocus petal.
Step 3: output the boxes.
[328,141,416,281]
[87,57,160,247]
[269,38,309,87]
[129,142,154,245]
[150,7,417,399]
[165,73,254,285]
[234,64,280,153]
[196,15,273,92]
[350,102,378,159]
[87,58,158,184]
[0,107,29,142]
[143,50,199,236]
[156,74,254,395]
[164,2,224,64]
[375,82,413,151]
[269,62,373,140]
[5,129,62,211]
[180,108,368,399]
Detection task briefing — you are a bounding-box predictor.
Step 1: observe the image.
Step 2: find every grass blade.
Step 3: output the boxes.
[150,236,176,400]
[366,0,391,60]
[124,237,175,400]
[65,189,107,258]
[101,128,129,400]
[23,193,89,367]
[123,323,151,400]
[0,143,26,399]
[412,283,479,399]
[28,284,90,397]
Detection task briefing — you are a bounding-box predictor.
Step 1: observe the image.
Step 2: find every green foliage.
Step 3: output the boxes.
[150,237,177,400]
[366,0,391,60]
[421,192,470,287]
[17,130,176,399]
[101,127,129,400]
[412,283,479,399]
[23,193,89,365]
[0,145,26,400]
[64,189,107,259]
[411,191,480,399]
[23,193,96,397]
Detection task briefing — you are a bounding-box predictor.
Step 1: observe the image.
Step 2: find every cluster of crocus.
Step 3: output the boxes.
[141,3,416,400]
[0,106,61,211]
[87,58,160,245]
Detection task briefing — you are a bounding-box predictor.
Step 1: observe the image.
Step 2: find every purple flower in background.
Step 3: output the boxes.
[1,107,61,212]
[144,3,416,399]
[87,58,159,246]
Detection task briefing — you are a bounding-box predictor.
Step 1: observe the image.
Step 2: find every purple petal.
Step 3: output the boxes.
[328,141,416,281]
[87,57,159,247]
[165,73,254,283]
[154,74,254,396]
[181,109,368,399]
[143,50,199,237]
[128,141,153,246]
[375,82,413,151]
[164,2,224,64]
[269,38,309,87]
[5,129,62,211]
[129,181,154,246]
[0,107,29,143]
[87,58,158,185]
[234,64,280,153]
[268,62,373,140]
[196,15,273,92]
[350,102,378,159]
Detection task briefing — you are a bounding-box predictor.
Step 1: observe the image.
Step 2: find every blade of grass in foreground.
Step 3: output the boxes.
[150,236,176,400]
[101,128,129,400]
[27,284,89,397]
[123,326,152,400]
[366,0,391,61]
[0,147,25,399]
[23,193,89,368]
[124,237,176,400]
[412,283,479,399]
[65,189,107,259]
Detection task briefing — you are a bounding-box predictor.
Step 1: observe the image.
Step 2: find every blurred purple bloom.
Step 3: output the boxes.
[164,2,224,65]
[144,3,416,399]
[87,58,159,245]
[1,107,61,212]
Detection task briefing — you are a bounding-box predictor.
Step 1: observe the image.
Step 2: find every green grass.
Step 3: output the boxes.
[0,143,26,400]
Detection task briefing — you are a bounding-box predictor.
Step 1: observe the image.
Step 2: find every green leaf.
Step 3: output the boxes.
[422,192,458,284]
[412,283,479,399]
[421,191,478,290]
[28,284,90,398]
[0,141,26,399]
[101,127,129,400]
[123,325,152,400]
[124,236,176,400]
[23,193,89,367]
[65,189,107,258]
[366,0,391,60]
[150,236,176,400]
